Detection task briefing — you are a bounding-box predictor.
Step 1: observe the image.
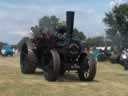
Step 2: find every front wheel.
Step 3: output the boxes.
[78,54,96,81]
[43,49,61,81]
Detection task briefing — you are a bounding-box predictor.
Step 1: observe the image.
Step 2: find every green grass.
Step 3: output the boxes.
[0,56,128,96]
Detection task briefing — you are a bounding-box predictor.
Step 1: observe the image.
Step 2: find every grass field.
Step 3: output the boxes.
[0,56,128,96]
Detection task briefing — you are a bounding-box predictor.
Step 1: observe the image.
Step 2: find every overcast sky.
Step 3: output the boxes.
[0,0,127,44]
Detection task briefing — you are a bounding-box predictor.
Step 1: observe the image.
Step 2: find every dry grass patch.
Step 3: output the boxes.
[0,56,128,96]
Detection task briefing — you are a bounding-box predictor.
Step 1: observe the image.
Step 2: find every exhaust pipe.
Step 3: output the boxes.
[66,11,75,40]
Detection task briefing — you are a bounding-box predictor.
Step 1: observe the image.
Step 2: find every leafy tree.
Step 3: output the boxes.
[31,16,64,36]
[85,36,111,49]
[103,4,128,49]
[73,28,86,41]
[31,25,41,36]
[0,42,7,49]
[31,16,86,41]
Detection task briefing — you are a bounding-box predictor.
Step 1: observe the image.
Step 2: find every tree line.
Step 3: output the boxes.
[17,15,108,49]
[104,3,128,51]
[15,3,128,51]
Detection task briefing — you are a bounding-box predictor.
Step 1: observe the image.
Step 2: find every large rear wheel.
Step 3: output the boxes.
[43,49,61,81]
[78,54,96,81]
[20,44,37,74]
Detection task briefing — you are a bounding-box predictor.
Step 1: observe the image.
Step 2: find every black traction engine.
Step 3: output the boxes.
[20,11,97,81]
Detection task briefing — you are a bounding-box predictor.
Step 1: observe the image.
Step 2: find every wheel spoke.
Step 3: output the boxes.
[78,54,96,81]
[84,70,90,78]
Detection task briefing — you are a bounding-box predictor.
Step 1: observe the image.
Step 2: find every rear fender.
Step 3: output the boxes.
[79,52,88,60]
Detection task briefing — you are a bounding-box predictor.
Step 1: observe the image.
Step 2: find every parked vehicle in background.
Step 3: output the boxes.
[120,49,128,70]
[90,46,112,62]
[1,45,14,56]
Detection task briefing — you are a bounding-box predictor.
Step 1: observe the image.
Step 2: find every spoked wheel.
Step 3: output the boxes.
[78,54,96,81]
[20,44,37,74]
[43,49,60,81]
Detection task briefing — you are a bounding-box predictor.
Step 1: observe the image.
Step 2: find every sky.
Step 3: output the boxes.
[0,0,127,44]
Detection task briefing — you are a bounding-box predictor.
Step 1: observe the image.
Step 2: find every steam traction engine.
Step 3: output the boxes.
[20,11,97,81]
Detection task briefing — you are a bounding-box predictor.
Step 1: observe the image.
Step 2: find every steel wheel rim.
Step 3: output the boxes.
[83,59,90,78]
